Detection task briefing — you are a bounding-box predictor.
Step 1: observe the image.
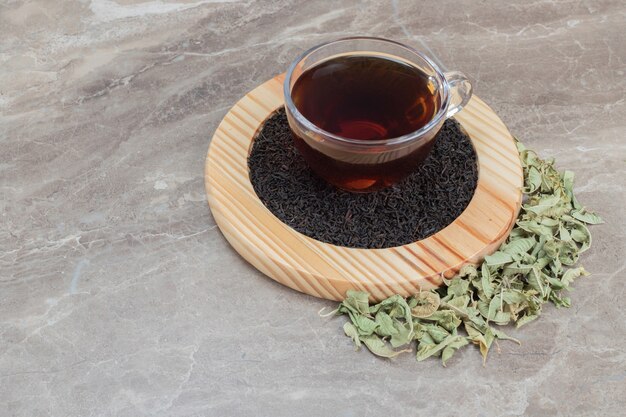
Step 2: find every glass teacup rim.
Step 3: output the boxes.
[284,36,452,147]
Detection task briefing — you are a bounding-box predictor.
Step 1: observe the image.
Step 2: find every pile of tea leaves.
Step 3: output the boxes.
[326,141,603,366]
[249,109,477,248]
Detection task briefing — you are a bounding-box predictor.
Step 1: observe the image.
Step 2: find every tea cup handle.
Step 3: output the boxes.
[444,71,473,118]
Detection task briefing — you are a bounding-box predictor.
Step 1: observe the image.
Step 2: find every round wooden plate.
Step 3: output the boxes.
[205,74,523,301]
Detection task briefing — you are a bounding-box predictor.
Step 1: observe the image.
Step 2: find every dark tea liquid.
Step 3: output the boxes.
[290,55,441,191]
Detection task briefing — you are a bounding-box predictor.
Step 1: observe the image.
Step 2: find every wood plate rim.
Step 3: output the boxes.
[205,74,523,301]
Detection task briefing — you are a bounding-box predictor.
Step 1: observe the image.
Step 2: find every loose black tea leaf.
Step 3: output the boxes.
[248,108,478,248]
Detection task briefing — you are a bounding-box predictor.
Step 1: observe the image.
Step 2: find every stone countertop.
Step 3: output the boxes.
[1,1,625,416]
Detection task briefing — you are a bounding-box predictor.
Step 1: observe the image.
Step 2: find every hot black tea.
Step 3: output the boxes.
[291,55,440,141]
[290,55,441,191]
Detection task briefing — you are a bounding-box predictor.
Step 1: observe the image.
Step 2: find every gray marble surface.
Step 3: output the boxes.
[1,1,625,416]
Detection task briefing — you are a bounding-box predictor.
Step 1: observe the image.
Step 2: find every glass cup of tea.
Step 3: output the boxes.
[283,37,472,192]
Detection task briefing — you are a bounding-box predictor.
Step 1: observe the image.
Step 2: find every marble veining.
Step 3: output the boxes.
[1,1,625,416]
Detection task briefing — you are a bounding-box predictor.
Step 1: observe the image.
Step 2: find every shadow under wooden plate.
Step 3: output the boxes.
[205,74,523,301]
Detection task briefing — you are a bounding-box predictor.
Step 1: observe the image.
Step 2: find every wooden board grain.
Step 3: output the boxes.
[205,74,523,301]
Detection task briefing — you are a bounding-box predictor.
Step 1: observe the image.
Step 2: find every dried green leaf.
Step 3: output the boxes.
[540,218,561,227]
[561,267,589,286]
[549,292,572,308]
[572,193,583,210]
[441,337,469,367]
[480,262,494,299]
[502,263,534,276]
[343,322,361,349]
[516,220,555,236]
[374,312,397,337]
[528,267,546,298]
[516,313,539,328]
[342,290,371,315]
[445,277,470,298]
[571,209,604,225]
[477,299,490,319]
[502,237,536,257]
[423,323,451,344]
[501,289,527,304]
[415,327,435,345]
[373,295,413,323]
[416,335,467,362]
[562,170,575,199]
[458,264,478,279]
[492,311,511,325]
[390,321,414,348]
[484,251,514,266]
[351,315,378,336]
[445,295,470,310]
[487,293,503,322]
[410,292,441,318]
[570,228,588,243]
[524,195,562,216]
[422,310,462,332]
[546,276,566,290]
[465,322,493,364]
[361,335,411,358]
[525,166,542,193]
